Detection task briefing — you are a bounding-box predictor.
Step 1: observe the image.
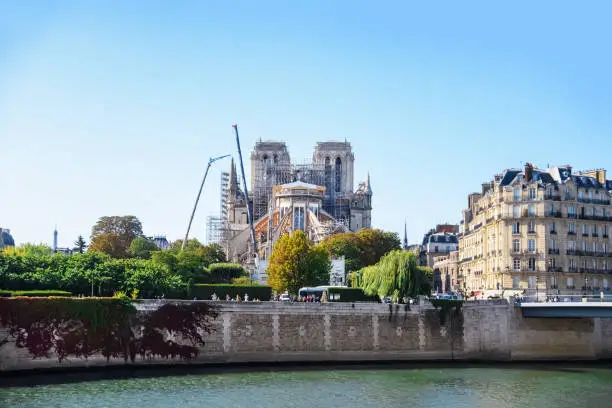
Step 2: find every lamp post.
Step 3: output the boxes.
[535,276,539,302]
[585,276,589,297]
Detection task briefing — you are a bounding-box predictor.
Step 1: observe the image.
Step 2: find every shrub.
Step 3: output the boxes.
[208,263,247,283]
[190,284,271,301]
[10,290,72,297]
[326,287,379,302]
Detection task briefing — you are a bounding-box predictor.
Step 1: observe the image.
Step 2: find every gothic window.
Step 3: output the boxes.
[335,157,342,193]
[324,157,332,193]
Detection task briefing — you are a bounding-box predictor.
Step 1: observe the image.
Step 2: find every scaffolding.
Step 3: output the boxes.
[206,215,223,244]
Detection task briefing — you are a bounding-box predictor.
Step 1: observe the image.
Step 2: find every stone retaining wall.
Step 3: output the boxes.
[1,300,611,372]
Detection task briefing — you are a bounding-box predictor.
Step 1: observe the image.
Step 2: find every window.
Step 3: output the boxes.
[514,188,521,201]
[604,243,608,254]
[569,259,576,269]
[334,157,342,193]
[605,225,609,236]
[550,238,557,250]
[567,277,574,288]
[513,239,520,253]
[568,240,576,251]
[551,276,557,287]
[293,207,305,230]
[578,191,584,200]
[513,258,520,271]
[528,276,537,288]
[604,279,609,290]
[568,206,576,217]
[569,222,575,233]
[604,208,607,218]
[324,157,332,193]
[528,221,535,233]
[593,242,598,252]
[512,276,520,289]
[582,241,587,251]
[548,258,556,268]
[528,204,535,216]
[512,222,520,234]
[592,225,598,235]
[528,239,536,253]
[529,187,536,200]
[592,207,597,217]
[589,190,593,200]
[582,224,588,235]
[549,221,556,233]
[528,258,536,271]
[513,206,520,218]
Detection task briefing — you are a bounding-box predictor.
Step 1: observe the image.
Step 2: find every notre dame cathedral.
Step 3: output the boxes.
[222,140,372,264]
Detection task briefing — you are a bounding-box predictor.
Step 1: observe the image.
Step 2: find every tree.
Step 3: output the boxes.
[267,231,331,294]
[208,263,246,283]
[73,235,87,254]
[88,233,126,258]
[359,250,431,302]
[129,237,159,259]
[321,229,401,272]
[356,229,401,267]
[89,216,143,258]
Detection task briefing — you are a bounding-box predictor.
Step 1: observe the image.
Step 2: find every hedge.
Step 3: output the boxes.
[10,290,72,297]
[0,290,11,297]
[190,284,272,301]
[207,263,247,283]
[326,287,379,302]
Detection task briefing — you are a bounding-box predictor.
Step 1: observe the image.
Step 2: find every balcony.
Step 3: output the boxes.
[547,266,563,272]
[593,233,599,237]
[548,248,560,255]
[568,214,577,219]
[604,234,609,238]
[545,195,562,201]
[568,231,576,236]
[550,230,557,235]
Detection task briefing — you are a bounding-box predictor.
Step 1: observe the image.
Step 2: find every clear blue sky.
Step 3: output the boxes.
[2,1,612,247]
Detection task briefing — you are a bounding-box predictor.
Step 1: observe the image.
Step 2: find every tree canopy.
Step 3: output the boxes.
[320,228,401,272]
[89,216,143,258]
[129,237,159,259]
[359,250,432,302]
[73,235,87,254]
[267,230,331,294]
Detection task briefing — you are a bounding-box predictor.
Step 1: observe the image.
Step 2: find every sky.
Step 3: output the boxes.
[1,1,612,248]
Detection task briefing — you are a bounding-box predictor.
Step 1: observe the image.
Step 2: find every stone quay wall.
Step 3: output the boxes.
[2,300,612,372]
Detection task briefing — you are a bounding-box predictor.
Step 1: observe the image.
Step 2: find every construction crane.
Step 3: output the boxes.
[233,124,258,266]
[181,154,230,250]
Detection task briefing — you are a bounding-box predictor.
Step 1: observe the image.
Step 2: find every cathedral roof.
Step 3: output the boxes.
[280,181,323,190]
[1,229,15,247]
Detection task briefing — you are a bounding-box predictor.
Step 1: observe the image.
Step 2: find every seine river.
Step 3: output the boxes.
[1,366,611,408]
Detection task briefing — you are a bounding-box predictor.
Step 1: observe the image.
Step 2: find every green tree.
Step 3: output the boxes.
[320,232,364,272]
[73,235,87,254]
[89,216,143,258]
[208,263,247,283]
[267,231,330,294]
[360,250,430,302]
[88,233,126,258]
[129,237,159,259]
[356,229,401,267]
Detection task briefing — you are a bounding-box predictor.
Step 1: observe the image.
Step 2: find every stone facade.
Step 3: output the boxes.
[2,301,612,372]
[460,164,612,297]
[432,251,459,293]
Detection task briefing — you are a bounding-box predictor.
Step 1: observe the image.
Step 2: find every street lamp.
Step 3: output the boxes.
[585,276,589,296]
[535,276,539,301]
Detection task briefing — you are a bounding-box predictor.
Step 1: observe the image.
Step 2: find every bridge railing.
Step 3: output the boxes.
[514,294,612,304]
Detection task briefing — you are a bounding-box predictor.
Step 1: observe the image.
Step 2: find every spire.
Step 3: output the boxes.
[229,157,238,195]
[403,220,408,250]
[365,172,372,194]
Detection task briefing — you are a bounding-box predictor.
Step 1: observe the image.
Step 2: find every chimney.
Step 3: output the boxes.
[524,163,534,182]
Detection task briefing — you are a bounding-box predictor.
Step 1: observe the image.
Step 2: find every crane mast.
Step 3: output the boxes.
[233,124,258,258]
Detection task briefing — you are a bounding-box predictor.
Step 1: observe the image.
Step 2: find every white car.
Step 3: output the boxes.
[280,293,291,302]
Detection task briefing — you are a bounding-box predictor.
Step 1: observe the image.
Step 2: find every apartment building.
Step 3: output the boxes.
[459,164,612,297]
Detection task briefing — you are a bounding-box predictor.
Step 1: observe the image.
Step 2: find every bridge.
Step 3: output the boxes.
[517,295,612,318]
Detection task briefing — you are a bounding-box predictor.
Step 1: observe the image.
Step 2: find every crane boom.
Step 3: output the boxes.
[233,124,258,255]
[181,154,230,250]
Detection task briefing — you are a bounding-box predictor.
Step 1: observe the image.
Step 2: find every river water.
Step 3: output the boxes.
[1,366,611,408]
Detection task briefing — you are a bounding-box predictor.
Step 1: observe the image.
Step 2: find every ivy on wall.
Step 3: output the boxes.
[429,299,464,325]
[0,298,218,363]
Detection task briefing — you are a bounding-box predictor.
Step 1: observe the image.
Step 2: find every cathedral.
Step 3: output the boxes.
[223,140,373,264]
